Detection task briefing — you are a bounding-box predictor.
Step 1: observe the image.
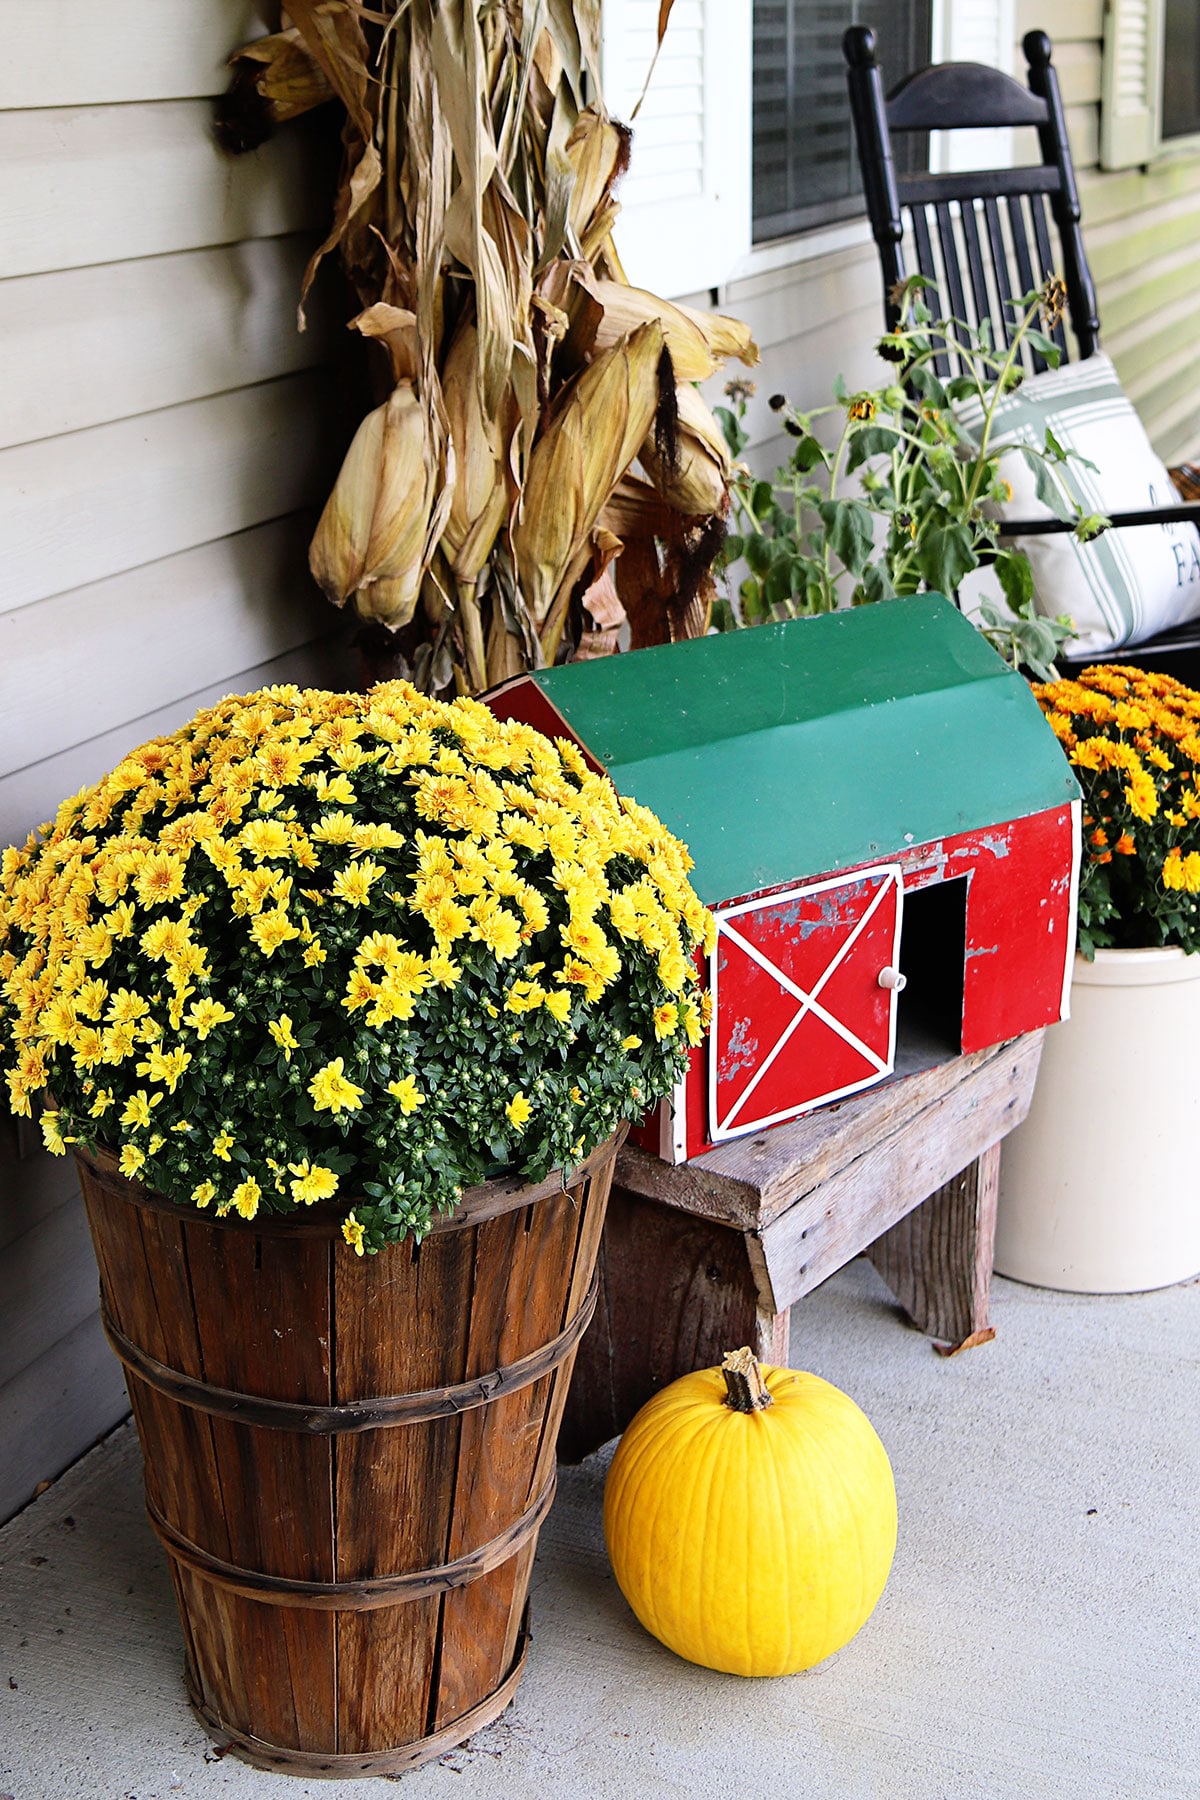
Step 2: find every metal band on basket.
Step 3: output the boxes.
[147,1475,557,1610]
[101,1269,597,1433]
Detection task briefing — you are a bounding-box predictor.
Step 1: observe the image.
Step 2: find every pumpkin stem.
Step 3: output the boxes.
[721,1346,773,1413]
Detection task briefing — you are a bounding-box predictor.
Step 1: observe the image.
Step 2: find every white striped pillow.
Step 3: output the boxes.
[957,353,1200,655]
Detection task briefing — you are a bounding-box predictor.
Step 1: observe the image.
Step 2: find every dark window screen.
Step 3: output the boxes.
[1163,0,1200,140]
[753,1,932,242]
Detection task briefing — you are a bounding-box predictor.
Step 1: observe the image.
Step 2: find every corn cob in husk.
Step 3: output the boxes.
[637,382,733,518]
[309,380,451,630]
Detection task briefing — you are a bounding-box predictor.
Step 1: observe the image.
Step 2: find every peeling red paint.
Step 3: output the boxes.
[633,802,1078,1163]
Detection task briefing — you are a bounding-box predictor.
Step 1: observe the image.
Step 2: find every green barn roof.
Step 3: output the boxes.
[528,594,1079,906]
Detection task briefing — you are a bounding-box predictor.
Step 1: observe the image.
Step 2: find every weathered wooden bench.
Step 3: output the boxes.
[559,1031,1042,1460]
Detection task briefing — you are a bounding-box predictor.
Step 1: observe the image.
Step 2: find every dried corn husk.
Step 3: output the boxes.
[224,0,758,691]
[309,381,451,629]
[228,29,334,124]
[441,319,510,581]
[639,382,732,516]
[588,281,758,381]
[512,319,665,628]
[566,108,631,260]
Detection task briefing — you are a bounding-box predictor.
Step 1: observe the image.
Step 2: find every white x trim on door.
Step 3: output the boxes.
[708,865,904,1143]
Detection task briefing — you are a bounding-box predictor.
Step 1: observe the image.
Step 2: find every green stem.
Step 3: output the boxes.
[962,297,1038,514]
[822,413,856,606]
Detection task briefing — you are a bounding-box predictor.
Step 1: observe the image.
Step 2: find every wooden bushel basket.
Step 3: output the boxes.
[75,1128,622,1777]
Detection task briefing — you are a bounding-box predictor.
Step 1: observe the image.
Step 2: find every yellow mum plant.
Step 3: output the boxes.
[0,683,714,1252]
[1036,664,1200,957]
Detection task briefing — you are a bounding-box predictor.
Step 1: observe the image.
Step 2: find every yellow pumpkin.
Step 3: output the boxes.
[603,1348,897,1677]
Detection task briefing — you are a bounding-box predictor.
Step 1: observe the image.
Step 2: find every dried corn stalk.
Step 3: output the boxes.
[223,0,758,692]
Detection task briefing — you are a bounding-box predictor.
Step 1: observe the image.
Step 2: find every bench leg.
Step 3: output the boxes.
[865,1143,1001,1354]
[559,1185,788,1462]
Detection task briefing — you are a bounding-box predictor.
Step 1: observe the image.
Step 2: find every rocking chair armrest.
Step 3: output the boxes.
[997,501,1200,539]
[1169,463,1200,501]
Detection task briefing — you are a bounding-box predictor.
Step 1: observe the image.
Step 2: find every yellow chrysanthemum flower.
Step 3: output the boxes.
[309,1058,365,1115]
[387,1075,425,1115]
[250,907,301,956]
[288,1160,339,1205]
[140,917,190,963]
[184,997,235,1039]
[119,1143,146,1177]
[332,860,385,907]
[40,1110,67,1155]
[134,850,187,909]
[311,772,357,806]
[135,1046,191,1093]
[653,1002,679,1041]
[469,895,522,961]
[268,1014,299,1059]
[240,818,292,862]
[231,1177,261,1221]
[506,1091,532,1130]
[342,1213,366,1256]
[311,810,357,846]
[121,1089,160,1130]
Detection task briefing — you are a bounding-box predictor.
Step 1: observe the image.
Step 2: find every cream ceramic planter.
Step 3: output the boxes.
[995,946,1200,1293]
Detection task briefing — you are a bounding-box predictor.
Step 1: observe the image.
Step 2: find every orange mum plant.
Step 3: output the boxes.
[1036,664,1200,956]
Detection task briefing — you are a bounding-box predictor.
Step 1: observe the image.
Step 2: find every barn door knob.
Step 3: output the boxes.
[878,966,907,991]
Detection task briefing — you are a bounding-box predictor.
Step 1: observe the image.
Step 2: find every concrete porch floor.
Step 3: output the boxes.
[2,1257,1198,1800]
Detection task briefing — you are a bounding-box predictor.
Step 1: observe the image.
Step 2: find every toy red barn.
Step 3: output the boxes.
[486,594,1081,1164]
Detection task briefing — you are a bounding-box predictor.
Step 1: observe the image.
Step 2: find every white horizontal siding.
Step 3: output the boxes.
[0,517,330,775]
[0,101,323,280]
[1,632,357,857]
[0,1197,104,1393]
[0,1311,128,1525]
[0,0,348,1521]
[0,236,325,450]
[0,0,270,108]
[0,1131,79,1255]
[2,372,333,614]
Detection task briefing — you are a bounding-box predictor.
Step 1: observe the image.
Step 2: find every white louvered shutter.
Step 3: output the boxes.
[930,0,1015,172]
[601,0,751,299]
[1100,0,1164,169]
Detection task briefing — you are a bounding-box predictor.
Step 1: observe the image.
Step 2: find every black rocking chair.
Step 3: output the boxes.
[843,25,1200,679]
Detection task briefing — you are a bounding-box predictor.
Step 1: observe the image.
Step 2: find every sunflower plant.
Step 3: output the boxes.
[0,683,713,1253]
[1036,665,1200,958]
[714,277,1095,680]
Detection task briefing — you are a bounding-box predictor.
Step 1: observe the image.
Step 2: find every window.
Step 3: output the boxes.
[752,1,932,243]
[1163,0,1200,138]
[602,0,1012,298]
[1101,0,1200,167]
